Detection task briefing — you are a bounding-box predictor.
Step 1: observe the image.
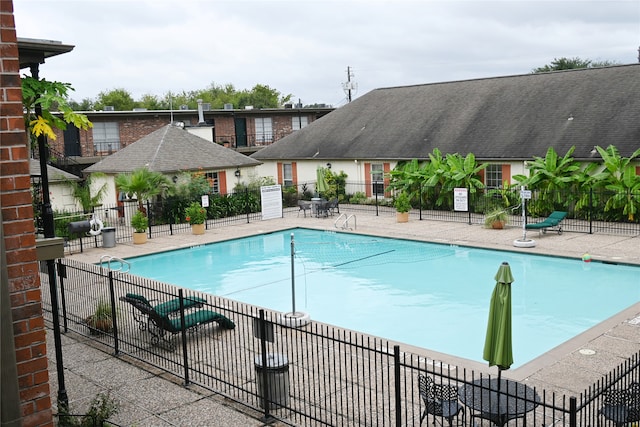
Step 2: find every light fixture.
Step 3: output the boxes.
[590,146,597,155]
[234,168,241,178]
[326,162,332,169]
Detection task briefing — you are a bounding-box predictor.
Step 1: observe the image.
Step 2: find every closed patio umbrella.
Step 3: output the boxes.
[483,261,514,383]
[316,167,329,194]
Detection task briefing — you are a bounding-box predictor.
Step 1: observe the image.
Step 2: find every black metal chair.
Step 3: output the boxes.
[297,200,311,217]
[418,374,465,426]
[600,382,640,427]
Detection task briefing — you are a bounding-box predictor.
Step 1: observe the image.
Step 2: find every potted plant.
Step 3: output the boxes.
[185,201,207,235]
[131,210,148,244]
[85,300,114,335]
[484,208,508,229]
[394,192,411,223]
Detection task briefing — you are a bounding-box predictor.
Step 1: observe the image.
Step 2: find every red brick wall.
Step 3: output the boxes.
[1,1,54,426]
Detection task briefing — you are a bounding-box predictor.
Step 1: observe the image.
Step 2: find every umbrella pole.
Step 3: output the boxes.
[497,367,502,391]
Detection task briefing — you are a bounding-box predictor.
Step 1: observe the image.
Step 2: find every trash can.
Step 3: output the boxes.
[255,353,290,409]
[102,227,116,248]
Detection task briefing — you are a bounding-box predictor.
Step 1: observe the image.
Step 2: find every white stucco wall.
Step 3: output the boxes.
[49,181,81,213]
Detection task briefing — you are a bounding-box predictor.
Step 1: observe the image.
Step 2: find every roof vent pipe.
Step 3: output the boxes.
[197,99,205,124]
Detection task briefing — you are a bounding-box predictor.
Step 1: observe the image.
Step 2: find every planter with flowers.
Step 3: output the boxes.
[185,202,207,235]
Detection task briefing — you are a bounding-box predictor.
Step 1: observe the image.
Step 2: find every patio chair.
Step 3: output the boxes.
[418,374,465,426]
[525,211,567,235]
[121,292,207,330]
[297,200,312,217]
[327,198,340,216]
[120,294,234,348]
[316,199,330,218]
[599,382,640,427]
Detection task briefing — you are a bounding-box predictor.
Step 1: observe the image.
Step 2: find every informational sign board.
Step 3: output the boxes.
[201,194,209,207]
[520,190,532,199]
[260,185,283,220]
[454,188,468,212]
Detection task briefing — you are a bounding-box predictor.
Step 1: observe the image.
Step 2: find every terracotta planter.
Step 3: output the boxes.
[491,221,505,229]
[191,223,205,235]
[396,212,409,223]
[132,232,147,244]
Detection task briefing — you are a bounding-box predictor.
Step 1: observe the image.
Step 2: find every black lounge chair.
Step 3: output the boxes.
[122,292,206,330]
[599,382,640,427]
[418,374,465,426]
[525,211,567,235]
[120,294,234,348]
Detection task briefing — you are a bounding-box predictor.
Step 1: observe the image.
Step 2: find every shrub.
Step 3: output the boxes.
[131,211,148,233]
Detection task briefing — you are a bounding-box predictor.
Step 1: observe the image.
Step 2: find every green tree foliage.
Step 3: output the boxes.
[21,77,93,143]
[592,145,640,221]
[512,147,581,213]
[532,57,618,73]
[71,83,293,111]
[114,167,172,212]
[64,173,108,213]
[94,88,136,111]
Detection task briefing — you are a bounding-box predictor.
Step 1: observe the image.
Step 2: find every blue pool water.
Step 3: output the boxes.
[125,228,640,368]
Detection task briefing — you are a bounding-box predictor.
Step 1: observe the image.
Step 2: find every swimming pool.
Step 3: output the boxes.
[125,228,640,368]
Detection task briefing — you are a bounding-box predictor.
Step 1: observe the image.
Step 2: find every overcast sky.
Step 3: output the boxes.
[13,0,640,107]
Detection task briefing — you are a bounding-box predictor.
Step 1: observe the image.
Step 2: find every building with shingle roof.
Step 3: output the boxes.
[85,124,262,206]
[251,64,640,193]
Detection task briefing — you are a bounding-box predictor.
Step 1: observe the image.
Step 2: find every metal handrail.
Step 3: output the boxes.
[334,213,356,230]
[99,255,130,273]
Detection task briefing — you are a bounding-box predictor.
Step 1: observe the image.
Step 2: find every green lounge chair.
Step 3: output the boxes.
[122,293,207,330]
[120,294,235,348]
[525,211,567,235]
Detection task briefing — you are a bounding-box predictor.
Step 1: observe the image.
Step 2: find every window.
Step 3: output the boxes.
[292,116,308,130]
[282,163,293,187]
[92,122,120,153]
[204,172,219,194]
[371,163,384,196]
[485,164,503,189]
[255,117,273,144]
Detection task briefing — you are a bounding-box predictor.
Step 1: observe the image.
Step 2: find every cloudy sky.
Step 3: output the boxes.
[13,0,640,107]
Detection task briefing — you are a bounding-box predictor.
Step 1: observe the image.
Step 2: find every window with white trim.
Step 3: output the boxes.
[204,172,219,194]
[292,116,308,130]
[92,122,120,153]
[485,164,503,189]
[255,117,273,144]
[282,163,293,187]
[371,163,384,196]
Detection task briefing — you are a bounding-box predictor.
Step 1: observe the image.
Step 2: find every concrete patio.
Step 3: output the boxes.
[47,209,640,425]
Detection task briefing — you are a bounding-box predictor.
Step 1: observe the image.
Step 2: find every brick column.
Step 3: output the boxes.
[1,1,54,426]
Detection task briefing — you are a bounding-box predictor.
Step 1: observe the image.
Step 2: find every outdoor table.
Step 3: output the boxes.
[458,378,541,427]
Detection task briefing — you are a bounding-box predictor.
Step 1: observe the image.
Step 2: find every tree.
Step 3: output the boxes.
[21,77,93,144]
[65,173,108,213]
[114,167,172,213]
[513,146,581,213]
[532,57,619,73]
[592,145,640,221]
[94,88,136,111]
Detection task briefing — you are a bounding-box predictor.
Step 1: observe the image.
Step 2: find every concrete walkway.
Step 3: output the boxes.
[47,209,640,425]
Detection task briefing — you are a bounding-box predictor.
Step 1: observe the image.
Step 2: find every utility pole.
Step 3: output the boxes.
[342,66,357,103]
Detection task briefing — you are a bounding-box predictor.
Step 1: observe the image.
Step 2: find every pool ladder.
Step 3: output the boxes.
[99,255,131,273]
[334,213,356,230]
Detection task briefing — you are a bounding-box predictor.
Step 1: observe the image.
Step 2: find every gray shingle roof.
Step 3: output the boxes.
[252,65,640,162]
[85,124,261,174]
[30,159,80,182]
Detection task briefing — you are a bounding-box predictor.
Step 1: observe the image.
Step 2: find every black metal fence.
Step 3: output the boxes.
[41,258,640,426]
[42,182,640,254]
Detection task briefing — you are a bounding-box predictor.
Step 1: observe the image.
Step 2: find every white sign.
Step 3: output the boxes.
[201,194,209,207]
[454,188,468,212]
[260,185,283,220]
[520,190,532,200]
